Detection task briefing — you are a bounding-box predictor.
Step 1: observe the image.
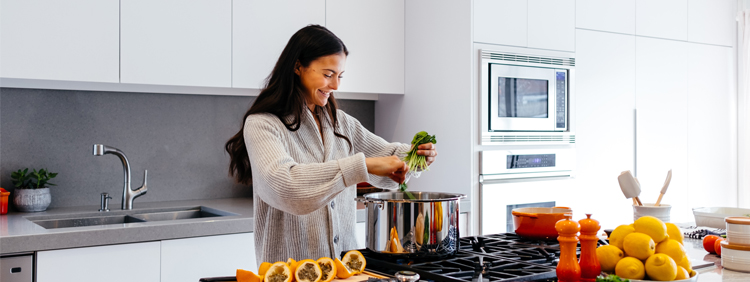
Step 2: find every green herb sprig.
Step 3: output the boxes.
[596,274,630,282]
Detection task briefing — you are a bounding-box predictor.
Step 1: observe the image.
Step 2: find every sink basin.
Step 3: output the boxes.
[32,215,146,229]
[129,207,229,222]
[28,206,237,229]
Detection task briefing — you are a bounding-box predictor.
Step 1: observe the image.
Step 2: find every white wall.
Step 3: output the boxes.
[375,0,473,197]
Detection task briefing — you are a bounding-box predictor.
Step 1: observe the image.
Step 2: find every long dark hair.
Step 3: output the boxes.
[225,25,351,185]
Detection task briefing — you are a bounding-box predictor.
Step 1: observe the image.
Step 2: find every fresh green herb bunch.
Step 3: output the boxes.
[596,274,630,282]
[11,168,58,189]
[402,131,437,172]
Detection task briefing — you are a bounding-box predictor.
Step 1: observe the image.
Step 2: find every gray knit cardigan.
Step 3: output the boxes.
[244,108,410,263]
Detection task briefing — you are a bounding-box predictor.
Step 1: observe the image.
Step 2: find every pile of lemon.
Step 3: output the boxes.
[597,216,696,281]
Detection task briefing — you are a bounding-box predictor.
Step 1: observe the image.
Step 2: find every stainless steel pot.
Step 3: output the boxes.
[357,191,466,258]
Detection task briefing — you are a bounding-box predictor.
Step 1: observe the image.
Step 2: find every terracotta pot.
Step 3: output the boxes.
[511,207,573,239]
[13,188,52,212]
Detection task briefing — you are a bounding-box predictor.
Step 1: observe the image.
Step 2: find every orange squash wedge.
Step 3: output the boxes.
[262,261,292,282]
[258,262,273,276]
[334,257,355,279]
[286,258,298,281]
[341,250,366,274]
[237,269,263,282]
[295,259,323,282]
[316,257,337,282]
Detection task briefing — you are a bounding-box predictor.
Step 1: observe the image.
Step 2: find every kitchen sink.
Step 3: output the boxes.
[129,207,229,222]
[32,215,146,229]
[28,206,237,229]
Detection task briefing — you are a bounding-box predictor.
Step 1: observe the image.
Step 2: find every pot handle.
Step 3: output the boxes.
[355,198,386,209]
[511,211,539,218]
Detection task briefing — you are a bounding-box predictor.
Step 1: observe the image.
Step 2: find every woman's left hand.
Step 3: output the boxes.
[417,143,437,166]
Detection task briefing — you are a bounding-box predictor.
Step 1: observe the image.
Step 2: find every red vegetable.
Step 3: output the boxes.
[715,238,725,256]
[703,235,720,253]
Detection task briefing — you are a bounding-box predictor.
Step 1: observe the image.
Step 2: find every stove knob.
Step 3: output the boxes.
[395,270,420,282]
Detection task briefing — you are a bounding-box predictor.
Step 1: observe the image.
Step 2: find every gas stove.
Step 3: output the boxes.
[355,233,576,282]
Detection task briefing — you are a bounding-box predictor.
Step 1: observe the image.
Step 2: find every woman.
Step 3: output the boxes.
[225,25,437,263]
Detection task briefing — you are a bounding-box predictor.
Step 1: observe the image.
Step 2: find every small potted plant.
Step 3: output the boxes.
[11,168,57,212]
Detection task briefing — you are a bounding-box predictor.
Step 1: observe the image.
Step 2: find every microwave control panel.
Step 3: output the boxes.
[555,71,567,129]
[507,154,556,169]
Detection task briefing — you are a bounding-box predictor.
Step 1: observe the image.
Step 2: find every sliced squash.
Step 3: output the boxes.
[262,262,292,282]
[316,257,337,282]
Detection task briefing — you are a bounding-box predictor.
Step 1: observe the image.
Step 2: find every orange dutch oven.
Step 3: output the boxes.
[511,207,573,239]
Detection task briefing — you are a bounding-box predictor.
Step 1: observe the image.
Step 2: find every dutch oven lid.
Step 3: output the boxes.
[362,191,466,202]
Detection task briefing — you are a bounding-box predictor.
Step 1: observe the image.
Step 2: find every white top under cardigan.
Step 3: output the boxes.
[243,108,410,263]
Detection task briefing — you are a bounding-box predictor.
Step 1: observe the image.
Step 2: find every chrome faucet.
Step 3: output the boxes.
[92,144,148,210]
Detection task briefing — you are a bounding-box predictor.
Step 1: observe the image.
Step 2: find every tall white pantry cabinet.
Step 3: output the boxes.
[575,0,737,224]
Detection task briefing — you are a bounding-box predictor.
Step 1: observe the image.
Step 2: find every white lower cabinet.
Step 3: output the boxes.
[37,241,161,282]
[161,233,256,282]
[36,233,255,282]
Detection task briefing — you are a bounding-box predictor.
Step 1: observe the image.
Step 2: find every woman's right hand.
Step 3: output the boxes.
[365,156,409,183]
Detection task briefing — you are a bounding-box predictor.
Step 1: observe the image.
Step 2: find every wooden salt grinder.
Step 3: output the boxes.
[578,214,601,282]
[555,213,581,282]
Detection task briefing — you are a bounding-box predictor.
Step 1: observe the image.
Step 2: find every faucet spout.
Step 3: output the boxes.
[92,144,148,210]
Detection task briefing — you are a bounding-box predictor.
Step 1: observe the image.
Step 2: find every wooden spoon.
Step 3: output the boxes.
[655,169,672,206]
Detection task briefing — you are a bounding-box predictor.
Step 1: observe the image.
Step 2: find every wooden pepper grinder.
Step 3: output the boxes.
[555,213,581,282]
[578,214,601,282]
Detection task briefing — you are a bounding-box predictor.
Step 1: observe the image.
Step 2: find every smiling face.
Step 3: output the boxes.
[295,52,346,111]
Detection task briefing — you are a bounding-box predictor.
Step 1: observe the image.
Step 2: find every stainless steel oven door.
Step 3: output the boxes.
[488,64,564,132]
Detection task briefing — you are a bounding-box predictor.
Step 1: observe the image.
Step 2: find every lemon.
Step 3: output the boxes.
[623,232,656,260]
[645,253,678,281]
[655,239,686,263]
[677,256,693,273]
[675,266,689,280]
[597,245,624,273]
[666,223,684,244]
[609,224,636,250]
[615,256,645,280]
[634,216,668,242]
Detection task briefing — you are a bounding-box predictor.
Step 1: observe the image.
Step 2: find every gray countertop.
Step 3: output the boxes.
[0,197,254,255]
[684,237,750,282]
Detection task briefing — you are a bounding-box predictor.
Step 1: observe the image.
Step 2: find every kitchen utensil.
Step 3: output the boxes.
[726,217,750,246]
[720,240,750,273]
[654,169,672,206]
[633,203,671,222]
[511,207,573,239]
[617,170,642,206]
[357,191,465,259]
[693,207,750,228]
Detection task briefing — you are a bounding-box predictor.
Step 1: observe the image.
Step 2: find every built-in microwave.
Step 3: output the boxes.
[480,50,575,145]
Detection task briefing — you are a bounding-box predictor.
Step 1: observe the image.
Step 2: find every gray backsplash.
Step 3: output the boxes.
[0,87,375,210]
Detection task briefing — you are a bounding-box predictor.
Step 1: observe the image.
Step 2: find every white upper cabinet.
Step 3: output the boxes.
[687,43,736,208]
[121,0,232,87]
[233,0,325,89]
[528,0,575,51]
[326,0,404,94]
[473,0,574,52]
[474,0,528,47]
[37,242,161,282]
[688,0,736,46]
[0,0,119,83]
[161,233,256,282]
[635,37,690,222]
[576,0,635,34]
[574,29,636,226]
[636,0,688,41]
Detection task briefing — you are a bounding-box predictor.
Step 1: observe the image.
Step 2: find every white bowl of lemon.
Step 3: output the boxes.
[598,216,699,281]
